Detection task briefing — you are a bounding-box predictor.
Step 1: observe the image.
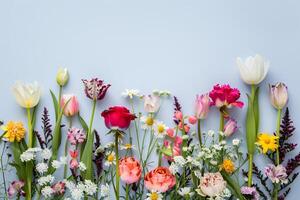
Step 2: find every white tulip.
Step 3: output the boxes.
[236,54,269,85]
[12,81,41,108]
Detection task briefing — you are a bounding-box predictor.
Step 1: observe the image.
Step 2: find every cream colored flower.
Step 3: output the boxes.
[56,68,69,86]
[12,81,41,108]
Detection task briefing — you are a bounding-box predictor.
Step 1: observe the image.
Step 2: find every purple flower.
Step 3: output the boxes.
[8,180,25,198]
[241,186,259,200]
[264,164,288,184]
[82,78,111,100]
[67,128,86,145]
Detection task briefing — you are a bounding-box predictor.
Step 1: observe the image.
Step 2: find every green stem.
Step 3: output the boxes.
[219,111,224,141]
[64,118,72,178]
[197,119,202,146]
[88,100,97,138]
[115,132,120,200]
[58,86,62,113]
[158,150,162,166]
[276,109,282,165]
[248,154,253,187]
[27,108,32,148]
[1,142,8,198]
[125,184,130,200]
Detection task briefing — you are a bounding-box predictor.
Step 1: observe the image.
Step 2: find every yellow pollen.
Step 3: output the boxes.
[157,125,165,133]
[124,144,132,149]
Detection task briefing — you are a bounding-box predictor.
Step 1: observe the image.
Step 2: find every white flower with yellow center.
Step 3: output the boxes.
[140,115,155,130]
[146,191,163,200]
[120,143,135,150]
[153,121,168,139]
[104,152,116,166]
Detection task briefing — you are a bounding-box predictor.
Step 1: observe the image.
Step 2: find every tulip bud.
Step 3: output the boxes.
[143,94,160,113]
[174,111,183,120]
[60,94,79,117]
[236,54,269,85]
[188,116,197,125]
[195,94,210,119]
[56,68,69,86]
[269,83,288,110]
[223,119,238,137]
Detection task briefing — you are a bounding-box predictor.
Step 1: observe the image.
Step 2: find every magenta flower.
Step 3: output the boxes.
[209,84,244,109]
[195,94,210,119]
[8,180,25,198]
[82,78,111,100]
[241,186,259,200]
[264,164,288,184]
[223,118,238,137]
[67,128,86,145]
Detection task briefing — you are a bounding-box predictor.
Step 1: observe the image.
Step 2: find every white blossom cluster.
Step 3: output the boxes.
[64,180,98,199]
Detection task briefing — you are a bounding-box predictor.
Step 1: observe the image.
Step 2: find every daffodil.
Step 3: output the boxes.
[257,133,279,154]
[1,121,26,142]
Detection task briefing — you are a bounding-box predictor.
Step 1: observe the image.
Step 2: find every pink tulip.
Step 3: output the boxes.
[119,157,142,184]
[188,115,197,125]
[195,94,210,119]
[223,119,238,137]
[60,94,79,117]
[269,83,288,110]
[69,150,79,169]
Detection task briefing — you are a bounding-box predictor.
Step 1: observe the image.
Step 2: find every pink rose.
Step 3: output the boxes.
[144,166,176,192]
[119,157,142,184]
[60,94,79,117]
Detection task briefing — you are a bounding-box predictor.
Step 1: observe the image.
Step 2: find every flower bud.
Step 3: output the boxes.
[56,68,69,86]
[269,82,288,110]
[223,119,238,137]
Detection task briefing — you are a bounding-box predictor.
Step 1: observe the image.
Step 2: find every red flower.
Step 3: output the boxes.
[209,84,244,109]
[101,106,136,130]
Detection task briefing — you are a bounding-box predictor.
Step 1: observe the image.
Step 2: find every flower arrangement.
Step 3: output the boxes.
[0,55,299,200]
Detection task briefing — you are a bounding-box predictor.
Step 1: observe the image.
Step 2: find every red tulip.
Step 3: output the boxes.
[101,106,136,130]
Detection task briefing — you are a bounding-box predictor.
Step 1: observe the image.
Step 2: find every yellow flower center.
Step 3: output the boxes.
[264,138,271,144]
[222,159,235,174]
[150,192,159,200]
[157,124,165,133]
[145,117,154,126]
[124,144,132,149]
[107,154,115,162]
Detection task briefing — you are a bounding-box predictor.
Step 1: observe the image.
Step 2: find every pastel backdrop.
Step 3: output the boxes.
[0,0,299,199]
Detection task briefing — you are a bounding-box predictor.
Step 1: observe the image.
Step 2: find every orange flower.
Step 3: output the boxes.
[119,157,142,184]
[2,121,26,142]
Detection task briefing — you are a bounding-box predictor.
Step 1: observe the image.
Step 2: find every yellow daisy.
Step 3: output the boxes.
[1,121,26,142]
[257,133,279,154]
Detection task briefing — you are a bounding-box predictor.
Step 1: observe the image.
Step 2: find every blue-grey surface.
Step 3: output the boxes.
[0,0,300,199]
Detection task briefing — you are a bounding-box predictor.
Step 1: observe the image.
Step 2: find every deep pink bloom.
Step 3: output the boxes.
[60,94,79,117]
[144,167,176,192]
[223,118,238,137]
[209,84,244,109]
[101,106,136,130]
[51,181,66,195]
[195,94,210,119]
[82,78,111,100]
[119,157,142,184]
[67,128,86,145]
[69,150,79,169]
[178,122,190,133]
[8,180,25,198]
[188,115,197,125]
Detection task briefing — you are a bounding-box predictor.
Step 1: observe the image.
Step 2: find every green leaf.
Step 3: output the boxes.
[246,94,256,155]
[0,131,6,141]
[50,89,59,120]
[78,113,89,132]
[81,130,95,179]
[221,172,245,200]
[11,142,26,180]
[160,147,172,156]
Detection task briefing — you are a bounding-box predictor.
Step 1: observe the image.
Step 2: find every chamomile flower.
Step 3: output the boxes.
[122,89,141,99]
[153,121,168,138]
[120,143,135,150]
[146,191,163,200]
[140,115,155,129]
[104,152,116,166]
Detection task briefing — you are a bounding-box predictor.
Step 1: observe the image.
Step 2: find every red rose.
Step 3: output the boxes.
[101,106,136,130]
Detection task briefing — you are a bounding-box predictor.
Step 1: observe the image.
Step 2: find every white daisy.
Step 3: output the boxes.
[146,191,163,200]
[178,187,194,197]
[153,121,168,138]
[120,143,136,150]
[104,152,116,166]
[140,115,155,130]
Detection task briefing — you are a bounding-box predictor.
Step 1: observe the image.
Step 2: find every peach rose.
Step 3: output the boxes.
[196,172,226,197]
[119,157,142,184]
[144,166,176,192]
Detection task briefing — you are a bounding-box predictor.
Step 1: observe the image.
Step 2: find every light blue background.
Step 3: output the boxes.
[0,0,300,199]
